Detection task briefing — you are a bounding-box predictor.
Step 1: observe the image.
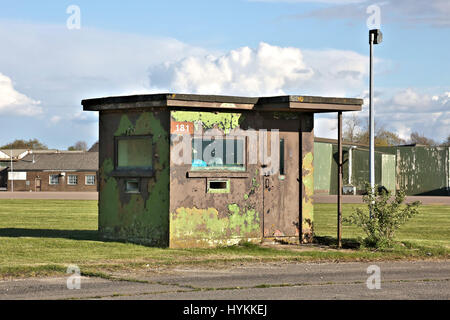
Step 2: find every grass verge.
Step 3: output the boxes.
[0,199,448,278]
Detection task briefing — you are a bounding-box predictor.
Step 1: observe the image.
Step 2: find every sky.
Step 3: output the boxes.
[0,0,448,149]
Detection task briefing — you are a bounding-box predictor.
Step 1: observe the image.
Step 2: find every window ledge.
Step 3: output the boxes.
[110,170,154,177]
[187,171,250,178]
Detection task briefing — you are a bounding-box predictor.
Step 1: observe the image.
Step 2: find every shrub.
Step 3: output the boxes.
[343,184,421,248]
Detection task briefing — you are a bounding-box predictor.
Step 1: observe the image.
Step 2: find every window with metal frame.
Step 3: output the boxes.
[115,136,153,170]
[191,137,245,171]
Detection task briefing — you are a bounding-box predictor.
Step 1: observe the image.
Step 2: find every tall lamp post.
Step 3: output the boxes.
[369,29,382,217]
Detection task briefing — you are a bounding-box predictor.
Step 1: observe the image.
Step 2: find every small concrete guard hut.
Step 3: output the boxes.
[82,94,362,248]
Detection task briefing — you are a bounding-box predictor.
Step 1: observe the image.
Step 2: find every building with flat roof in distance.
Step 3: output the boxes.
[83,93,362,248]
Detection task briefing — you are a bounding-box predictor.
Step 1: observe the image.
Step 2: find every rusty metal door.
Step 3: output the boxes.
[35,179,41,192]
[263,129,300,238]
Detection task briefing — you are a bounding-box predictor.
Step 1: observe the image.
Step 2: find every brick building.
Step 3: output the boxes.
[7,152,98,192]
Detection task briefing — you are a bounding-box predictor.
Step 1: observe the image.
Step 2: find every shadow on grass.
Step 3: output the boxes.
[0,228,169,248]
[0,228,100,241]
[314,236,361,249]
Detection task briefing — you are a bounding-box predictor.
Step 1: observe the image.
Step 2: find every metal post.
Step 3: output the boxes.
[369,32,375,199]
[368,29,382,217]
[348,146,355,186]
[10,148,13,192]
[337,111,343,248]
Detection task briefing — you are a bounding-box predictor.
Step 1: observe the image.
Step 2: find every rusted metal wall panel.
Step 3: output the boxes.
[98,110,170,246]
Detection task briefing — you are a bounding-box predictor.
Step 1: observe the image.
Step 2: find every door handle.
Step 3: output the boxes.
[265,178,270,189]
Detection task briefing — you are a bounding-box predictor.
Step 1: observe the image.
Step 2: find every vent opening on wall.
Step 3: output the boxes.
[209,181,227,189]
[125,180,140,193]
[207,180,230,193]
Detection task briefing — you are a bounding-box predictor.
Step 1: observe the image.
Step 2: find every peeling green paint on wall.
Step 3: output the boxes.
[99,111,170,246]
[171,111,243,133]
[99,159,120,229]
[302,151,314,240]
[303,152,314,196]
[301,197,313,229]
[114,114,134,136]
[170,204,260,247]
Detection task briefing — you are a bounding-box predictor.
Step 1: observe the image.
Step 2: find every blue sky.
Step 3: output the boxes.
[0,0,448,149]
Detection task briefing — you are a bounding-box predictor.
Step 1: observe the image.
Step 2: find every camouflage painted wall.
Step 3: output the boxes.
[98,110,170,246]
[97,108,316,248]
[169,110,263,248]
[169,110,314,247]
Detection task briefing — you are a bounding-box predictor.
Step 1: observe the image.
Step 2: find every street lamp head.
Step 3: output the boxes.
[369,29,383,44]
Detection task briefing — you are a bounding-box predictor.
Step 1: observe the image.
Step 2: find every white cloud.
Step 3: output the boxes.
[0,73,42,116]
[0,20,206,148]
[337,88,450,142]
[0,21,206,103]
[314,117,338,139]
[149,42,368,97]
[49,115,61,124]
[150,43,313,96]
[380,89,450,142]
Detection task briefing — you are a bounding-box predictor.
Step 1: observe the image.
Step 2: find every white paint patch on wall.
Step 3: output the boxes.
[8,172,27,180]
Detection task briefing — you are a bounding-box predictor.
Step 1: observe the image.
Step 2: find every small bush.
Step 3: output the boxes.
[343,184,421,248]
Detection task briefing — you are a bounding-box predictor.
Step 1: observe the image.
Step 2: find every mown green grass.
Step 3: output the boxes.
[0,199,448,278]
[314,203,450,248]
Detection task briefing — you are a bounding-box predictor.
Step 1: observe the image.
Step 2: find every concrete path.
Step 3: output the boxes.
[1,261,448,300]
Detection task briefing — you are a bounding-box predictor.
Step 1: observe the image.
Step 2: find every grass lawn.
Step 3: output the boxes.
[314,203,450,249]
[0,199,448,278]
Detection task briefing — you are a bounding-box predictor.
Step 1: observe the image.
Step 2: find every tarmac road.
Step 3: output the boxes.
[1,261,449,300]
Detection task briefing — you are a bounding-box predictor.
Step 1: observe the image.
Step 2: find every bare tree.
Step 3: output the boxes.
[344,118,405,146]
[442,135,450,147]
[343,113,361,142]
[68,141,88,151]
[409,132,436,146]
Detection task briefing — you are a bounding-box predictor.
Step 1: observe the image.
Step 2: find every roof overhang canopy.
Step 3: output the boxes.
[82,93,362,113]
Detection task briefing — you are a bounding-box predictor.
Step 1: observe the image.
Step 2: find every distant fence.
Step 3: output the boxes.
[314,142,395,195]
[314,142,450,196]
[378,146,450,196]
